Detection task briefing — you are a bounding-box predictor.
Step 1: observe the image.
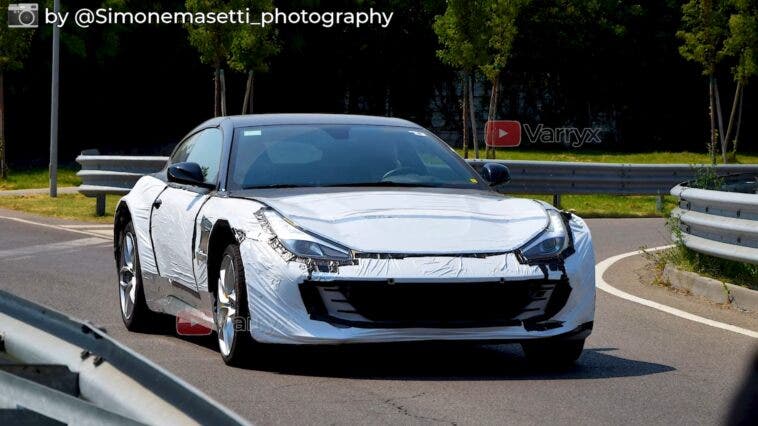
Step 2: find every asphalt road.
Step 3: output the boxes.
[0,210,755,425]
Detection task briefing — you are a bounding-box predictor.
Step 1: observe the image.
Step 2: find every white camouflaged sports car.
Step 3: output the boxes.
[114,114,595,366]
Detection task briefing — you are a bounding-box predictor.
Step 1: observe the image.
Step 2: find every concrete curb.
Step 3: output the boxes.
[662,263,758,313]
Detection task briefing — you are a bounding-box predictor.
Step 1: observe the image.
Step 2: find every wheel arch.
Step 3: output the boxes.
[206,219,238,297]
[113,200,132,264]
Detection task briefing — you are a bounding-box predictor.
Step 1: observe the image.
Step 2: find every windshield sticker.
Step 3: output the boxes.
[244,129,262,136]
[469,178,479,184]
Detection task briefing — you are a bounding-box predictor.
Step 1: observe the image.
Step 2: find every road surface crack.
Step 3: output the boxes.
[382,392,456,425]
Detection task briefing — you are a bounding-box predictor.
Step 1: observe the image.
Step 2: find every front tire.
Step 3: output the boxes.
[118,221,160,331]
[521,339,585,366]
[213,243,255,366]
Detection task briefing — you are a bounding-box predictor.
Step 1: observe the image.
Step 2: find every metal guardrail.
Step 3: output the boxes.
[670,177,758,265]
[468,159,758,201]
[76,153,758,214]
[0,289,249,425]
[77,154,169,215]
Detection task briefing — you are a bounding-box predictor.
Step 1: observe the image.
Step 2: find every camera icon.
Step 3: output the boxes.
[8,3,38,28]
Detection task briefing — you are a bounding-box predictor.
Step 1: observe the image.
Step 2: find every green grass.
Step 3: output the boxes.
[521,194,677,218]
[647,244,758,291]
[455,149,758,164]
[0,167,81,190]
[0,193,119,223]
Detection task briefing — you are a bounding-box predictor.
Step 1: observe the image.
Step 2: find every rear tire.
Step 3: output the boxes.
[118,221,160,331]
[213,243,256,366]
[521,339,585,366]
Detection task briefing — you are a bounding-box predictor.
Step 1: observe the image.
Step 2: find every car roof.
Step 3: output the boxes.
[192,113,423,133]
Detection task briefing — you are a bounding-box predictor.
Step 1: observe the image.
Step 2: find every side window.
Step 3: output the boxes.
[170,128,223,185]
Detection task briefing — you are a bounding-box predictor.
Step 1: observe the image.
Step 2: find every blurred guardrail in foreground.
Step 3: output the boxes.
[670,175,758,265]
[0,289,248,425]
[76,152,758,215]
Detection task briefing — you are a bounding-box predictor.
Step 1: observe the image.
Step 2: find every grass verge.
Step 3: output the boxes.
[0,193,120,224]
[0,167,81,190]
[455,149,758,164]
[646,245,758,291]
[521,194,676,218]
[644,217,758,291]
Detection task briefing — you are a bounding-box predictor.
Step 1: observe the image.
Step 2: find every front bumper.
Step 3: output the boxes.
[239,216,596,345]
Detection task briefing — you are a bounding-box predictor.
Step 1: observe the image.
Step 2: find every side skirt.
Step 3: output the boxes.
[142,271,216,330]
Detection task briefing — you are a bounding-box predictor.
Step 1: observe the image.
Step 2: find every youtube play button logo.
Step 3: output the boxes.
[486,120,521,147]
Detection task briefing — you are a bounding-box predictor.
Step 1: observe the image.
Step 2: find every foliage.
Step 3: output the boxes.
[185,0,233,68]
[478,0,528,82]
[677,0,730,76]
[433,0,487,73]
[0,0,35,72]
[226,0,278,73]
[690,164,725,189]
[722,0,758,84]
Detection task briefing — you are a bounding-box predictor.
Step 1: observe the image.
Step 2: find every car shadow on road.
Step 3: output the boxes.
[236,343,675,380]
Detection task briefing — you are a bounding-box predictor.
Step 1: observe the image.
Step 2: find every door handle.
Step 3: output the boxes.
[153,198,162,209]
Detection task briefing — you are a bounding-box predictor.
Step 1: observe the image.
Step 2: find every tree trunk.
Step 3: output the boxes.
[714,78,726,163]
[242,70,254,114]
[708,76,717,165]
[732,83,744,156]
[0,71,6,179]
[486,75,500,159]
[219,69,227,116]
[214,67,221,117]
[468,74,479,160]
[723,80,742,155]
[461,73,469,159]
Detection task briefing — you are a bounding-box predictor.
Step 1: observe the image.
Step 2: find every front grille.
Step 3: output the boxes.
[299,279,571,328]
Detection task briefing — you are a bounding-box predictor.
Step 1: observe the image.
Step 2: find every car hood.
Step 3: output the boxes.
[243,189,549,254]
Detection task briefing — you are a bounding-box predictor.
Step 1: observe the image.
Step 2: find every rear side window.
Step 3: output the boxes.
[171,128,223,185]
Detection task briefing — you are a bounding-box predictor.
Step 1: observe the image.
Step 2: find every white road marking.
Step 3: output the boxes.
[596,245,758,339]
[59,224,113,229]
[0,216,111,240]
[0,237,108,260]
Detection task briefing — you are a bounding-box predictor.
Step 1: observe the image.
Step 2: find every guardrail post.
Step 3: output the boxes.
[655,191,664,213]
[95,195,105,216]
[552,194,561,209]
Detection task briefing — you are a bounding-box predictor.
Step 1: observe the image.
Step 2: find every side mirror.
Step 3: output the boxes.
[167,162,210,187]
[480,163,511,186]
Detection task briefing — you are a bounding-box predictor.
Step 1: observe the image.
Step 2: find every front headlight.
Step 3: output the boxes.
[519,209,570,262]
[262,210,352,261]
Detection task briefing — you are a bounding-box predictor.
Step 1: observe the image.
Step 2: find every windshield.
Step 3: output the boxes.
[227,124,486,190]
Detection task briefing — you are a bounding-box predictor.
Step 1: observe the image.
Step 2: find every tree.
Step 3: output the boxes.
[185,0,235,116]
[721,0,757,159]
[480,0,528,159]
[226,0,278,114]
[0,0,34,179]
[434,0,488,159]
[677,0,730,164]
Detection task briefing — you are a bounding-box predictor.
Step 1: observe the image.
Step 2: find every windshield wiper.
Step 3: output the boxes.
[243,182,442,189]
[242,184,313,189]
[321,181,441,188]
